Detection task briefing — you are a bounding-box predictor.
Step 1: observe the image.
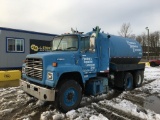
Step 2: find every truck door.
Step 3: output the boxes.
[80,34,99,74]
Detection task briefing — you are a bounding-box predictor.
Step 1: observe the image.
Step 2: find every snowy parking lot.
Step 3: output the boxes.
[0,66,160,120]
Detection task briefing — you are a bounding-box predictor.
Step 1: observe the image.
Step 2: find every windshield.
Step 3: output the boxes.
[52,35,78,51]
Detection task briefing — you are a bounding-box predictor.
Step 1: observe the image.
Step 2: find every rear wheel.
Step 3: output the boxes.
[55,80,82,113]
[124,72,133,91]
[133,71,144,87]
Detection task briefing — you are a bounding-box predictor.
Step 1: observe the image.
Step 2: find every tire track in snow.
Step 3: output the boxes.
[93,102,145,120]
[92,103,128,120]
[122,93,145,106]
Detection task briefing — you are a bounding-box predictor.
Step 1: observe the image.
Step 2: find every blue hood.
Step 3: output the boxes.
[25,51,78,86]
[26,51,77,67]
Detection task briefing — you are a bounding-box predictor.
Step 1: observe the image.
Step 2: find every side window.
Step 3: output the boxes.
[89,33,96,52]
[81,37,90,51]
[7,38,24,53]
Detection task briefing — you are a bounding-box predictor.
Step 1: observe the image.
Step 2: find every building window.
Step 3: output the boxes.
[7,38,24,52]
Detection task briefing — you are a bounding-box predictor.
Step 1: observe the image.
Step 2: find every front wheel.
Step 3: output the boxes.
[55,80,82,113]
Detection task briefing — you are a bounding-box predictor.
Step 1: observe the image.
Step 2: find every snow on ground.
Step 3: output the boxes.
[139,66,160,95]
[0,66,160,120]
[144,66,160,81]
[99,98,160,120]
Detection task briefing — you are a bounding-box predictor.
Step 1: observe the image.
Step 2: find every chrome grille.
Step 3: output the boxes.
[25,58,43,80]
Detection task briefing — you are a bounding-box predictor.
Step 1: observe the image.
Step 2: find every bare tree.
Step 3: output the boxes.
[136,33,147,45]
[118,23,132,38]
[136,33,147,56]
[137,31,160,58]
[150,31,160,56]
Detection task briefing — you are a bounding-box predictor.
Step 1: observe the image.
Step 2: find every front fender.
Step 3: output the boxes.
[46,65,84,87]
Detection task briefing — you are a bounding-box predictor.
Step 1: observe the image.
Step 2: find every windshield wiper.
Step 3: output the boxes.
[55,48,62,51]
[56,36,64,50]
[66,47,77,49]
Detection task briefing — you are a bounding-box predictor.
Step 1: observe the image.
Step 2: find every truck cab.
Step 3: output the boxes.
[20,27,109,112]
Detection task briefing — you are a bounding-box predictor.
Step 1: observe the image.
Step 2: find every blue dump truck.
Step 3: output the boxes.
[20,26,145,112]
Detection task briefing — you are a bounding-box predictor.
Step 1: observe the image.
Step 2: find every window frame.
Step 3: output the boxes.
[81,35,96,53]
[52,35,79,51]
[80,36,90,52]
[6,37,25,53]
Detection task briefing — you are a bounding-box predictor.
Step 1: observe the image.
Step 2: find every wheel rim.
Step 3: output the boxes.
[63,87,78,107]
[127,77,132,88]
[137,74,142,85]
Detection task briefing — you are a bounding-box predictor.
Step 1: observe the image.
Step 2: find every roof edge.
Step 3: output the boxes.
[0,27,57,36]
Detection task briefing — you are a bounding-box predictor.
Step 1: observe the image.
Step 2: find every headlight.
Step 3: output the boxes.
[22,67,25,74]
[47,72,53,80]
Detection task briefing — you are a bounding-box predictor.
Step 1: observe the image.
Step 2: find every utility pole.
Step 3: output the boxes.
[145,27,149,60]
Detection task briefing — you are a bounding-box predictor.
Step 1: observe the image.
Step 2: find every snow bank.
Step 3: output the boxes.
[144,67,160,81]
[89,114,108,120]
[0,108,13,116]
[100,99,160,120]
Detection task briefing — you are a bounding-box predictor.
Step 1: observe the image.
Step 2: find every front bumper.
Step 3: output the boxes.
[20,79,55,101]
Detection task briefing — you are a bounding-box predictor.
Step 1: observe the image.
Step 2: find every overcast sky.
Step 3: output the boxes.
[0,0,160,36]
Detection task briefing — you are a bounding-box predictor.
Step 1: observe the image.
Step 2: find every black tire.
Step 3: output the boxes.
[124,72,133,91]
[150,62,156,67]
[55,80,82,113]
[133,71,144,87]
